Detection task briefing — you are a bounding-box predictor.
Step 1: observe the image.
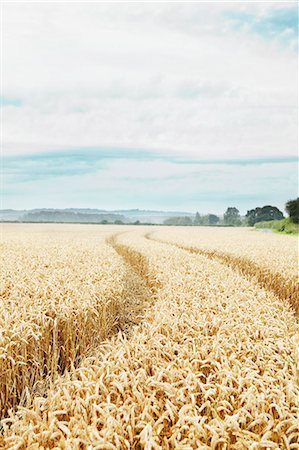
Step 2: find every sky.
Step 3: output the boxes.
[1,1,298,214]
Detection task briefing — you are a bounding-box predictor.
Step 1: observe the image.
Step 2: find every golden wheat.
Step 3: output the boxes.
[1,226,298,449]
[0,224,139,418]
[147,227,299,314]
[149,226,298,279]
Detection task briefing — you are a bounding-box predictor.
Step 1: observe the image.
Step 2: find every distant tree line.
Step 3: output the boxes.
[17,198,297,226]
[163,207,243,226]
[163,199,298,227]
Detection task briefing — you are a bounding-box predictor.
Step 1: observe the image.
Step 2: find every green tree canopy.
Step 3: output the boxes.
[285,198,299,224]
[246,205,284,226]
[223,207,241,226]
[191,214,219,225]
[207,214,220,225]
[194,212,201,225]
[164,216,193,226]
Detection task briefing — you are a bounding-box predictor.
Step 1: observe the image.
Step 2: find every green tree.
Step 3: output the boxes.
[198,215,209,225]
[246,205,284,226]
[194,212,201,225]
[164,216,193,226]
[224,207,241,226]
[181,216,193,225]
[286,198,299,224]
[207,214,219,225]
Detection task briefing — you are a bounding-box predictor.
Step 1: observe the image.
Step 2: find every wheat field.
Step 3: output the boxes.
[0,224,298,449]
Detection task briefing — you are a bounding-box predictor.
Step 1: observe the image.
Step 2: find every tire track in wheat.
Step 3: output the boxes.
[145,232,299,316]
[107,234,162,297]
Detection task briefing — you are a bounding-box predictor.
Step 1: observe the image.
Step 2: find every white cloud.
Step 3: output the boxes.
[2,2,297,160]
[2,2,297,212]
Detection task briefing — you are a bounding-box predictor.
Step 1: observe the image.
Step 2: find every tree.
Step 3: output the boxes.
[181,216,193,225]
[164,216,193,226]
[207,214,219,225]
[246,205,284,226]
[194,212,200,224]
[286,198,299,224]
[224,207,241,226]
[194,212,201,225]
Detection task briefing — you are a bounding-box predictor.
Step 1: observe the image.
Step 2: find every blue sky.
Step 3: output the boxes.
[2,2,298,214]
[224,5,298,45]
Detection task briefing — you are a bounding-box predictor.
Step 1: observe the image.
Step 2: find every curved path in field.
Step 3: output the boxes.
[107,234,161,297]
[105,234,160,333]
[145,232,299,316]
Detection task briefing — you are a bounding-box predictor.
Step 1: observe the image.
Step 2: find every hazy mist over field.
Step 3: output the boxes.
[2,2,298,214]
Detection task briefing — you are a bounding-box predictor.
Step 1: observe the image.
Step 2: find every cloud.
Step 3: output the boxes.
[2,2,298,211]
[2,2,297,160]
[4,150,297,183]
[3,150,298,213]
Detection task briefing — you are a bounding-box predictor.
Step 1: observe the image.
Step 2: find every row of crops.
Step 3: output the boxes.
[0,224,298,449]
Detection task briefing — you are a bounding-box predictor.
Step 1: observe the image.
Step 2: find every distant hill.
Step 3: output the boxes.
[21,210,127,224]
[0,209,27,221]
[0,208,195,224]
